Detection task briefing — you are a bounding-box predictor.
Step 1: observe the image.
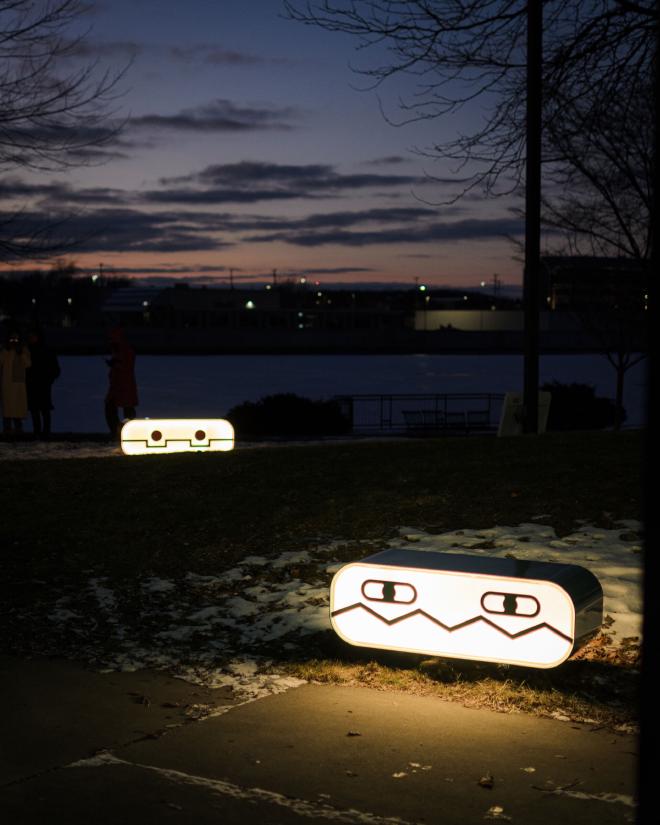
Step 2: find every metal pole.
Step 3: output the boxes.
[523,0,542,433]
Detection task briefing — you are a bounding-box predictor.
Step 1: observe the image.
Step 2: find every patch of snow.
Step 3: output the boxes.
[20,521,642,703]
[142,577,176,593]
[390,522,643,643]
[71,751,418,824]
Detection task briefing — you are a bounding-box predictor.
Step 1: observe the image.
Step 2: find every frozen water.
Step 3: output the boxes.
[50,352,646,432]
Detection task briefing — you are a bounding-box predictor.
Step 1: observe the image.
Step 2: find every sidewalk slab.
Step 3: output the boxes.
[0,657,637,824]
[110,683,637,825]
[0,655,233,785]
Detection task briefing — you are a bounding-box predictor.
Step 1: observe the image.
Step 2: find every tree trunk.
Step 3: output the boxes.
[614,360,626,432]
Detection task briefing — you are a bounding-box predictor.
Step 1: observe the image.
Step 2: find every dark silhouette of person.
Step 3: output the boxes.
[26,329,61,439]
[104,327,138,439]
[1,329,32,434]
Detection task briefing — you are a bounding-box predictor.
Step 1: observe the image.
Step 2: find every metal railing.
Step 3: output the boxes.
[334,393,506,434]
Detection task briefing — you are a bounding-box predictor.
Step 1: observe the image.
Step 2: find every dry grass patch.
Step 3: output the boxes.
[278,647,639,732]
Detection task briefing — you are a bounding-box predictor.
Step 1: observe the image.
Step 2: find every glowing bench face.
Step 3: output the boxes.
[330,558,580,668]
[121,419,234,455]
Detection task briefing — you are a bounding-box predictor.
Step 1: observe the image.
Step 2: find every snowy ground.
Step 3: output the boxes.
[15,521,642,709]
[0,436,407,461]
[4,437,642,717]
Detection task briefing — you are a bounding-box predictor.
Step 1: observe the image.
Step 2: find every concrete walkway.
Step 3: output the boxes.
[0,657,637,824]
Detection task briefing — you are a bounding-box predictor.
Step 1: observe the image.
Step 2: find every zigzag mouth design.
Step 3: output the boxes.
[331,602,573,643]
[123,439,232,449]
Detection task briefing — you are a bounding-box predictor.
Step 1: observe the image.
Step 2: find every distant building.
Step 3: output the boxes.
[541,256,648,311]
[101,282,517,332]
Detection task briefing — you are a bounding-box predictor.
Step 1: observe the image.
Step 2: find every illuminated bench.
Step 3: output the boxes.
[330,549,602,668]
[121,418,234,455]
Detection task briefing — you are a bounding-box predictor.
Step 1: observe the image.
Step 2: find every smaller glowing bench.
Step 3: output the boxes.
[330,549,602,668]
[121,418,234,455]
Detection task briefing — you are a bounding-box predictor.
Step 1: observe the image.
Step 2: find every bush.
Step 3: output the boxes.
[541,381,623,431]
[227,393,351,438]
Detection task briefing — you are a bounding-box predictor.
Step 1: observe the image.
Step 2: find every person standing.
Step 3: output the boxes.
[0,330,32,434]
[26,329,61,439]
[105,326,138,438]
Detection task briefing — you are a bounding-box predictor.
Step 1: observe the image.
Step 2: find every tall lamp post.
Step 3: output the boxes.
[523,0,543,434]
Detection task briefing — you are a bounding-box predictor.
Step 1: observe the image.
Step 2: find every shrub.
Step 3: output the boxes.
[541,381,623,431]
[227,393,351,438]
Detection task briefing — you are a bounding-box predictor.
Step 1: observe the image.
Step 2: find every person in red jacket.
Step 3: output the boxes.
[104,327,138,438]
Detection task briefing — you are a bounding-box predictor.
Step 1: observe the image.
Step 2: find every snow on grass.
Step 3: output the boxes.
[26,520,642,709]
[0,441,121,461]
[391,523,643,643]
[0,436,406,462]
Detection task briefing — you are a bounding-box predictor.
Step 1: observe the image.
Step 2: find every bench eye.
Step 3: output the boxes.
[362,580,417,604]
[481,592,540,617]
[195,429,206,440]
[151,430,162,441]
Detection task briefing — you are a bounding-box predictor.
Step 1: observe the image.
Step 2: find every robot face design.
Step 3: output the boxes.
[330,559,581,668]
[120,419,234,455]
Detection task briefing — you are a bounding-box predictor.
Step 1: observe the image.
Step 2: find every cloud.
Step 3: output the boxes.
[63,39,288,68]
[247,217,524,247]
[147,160,437,205]
[130,100,300,133]
[169,45,276,66]
[62,39,143,60]
[3,121,149,165]
[363,155,408,166]
[1,207,231,254]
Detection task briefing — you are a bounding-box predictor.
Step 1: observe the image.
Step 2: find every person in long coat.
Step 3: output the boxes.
[0,330,32,433]
[105,326,138,438]
[26,329,61,439]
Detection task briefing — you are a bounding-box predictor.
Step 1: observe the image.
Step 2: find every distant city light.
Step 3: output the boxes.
[419,284,427,291]
[142,300,149,307]
[480,280,486,287]
[245,300,255,309]
[463,295,468,301]
[265,284,272,290]
[491,305,497,310]
[67,297,73,305]
[91,274,99,283]
[300,277,307,284]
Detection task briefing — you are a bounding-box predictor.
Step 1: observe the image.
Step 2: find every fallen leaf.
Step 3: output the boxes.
[484,805,512,821]
[392,772,407,779]
[346,730,362,737]
[522,767,536,773]
[479,773,495,789]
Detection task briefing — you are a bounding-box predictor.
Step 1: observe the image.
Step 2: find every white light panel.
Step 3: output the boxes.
[331,559,587,668]
[121,418,234,455]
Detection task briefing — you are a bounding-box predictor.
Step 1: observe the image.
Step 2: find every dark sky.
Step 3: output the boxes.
[3,0,523,287]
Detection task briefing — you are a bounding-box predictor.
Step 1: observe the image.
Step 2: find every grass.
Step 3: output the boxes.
[1,430,643,728]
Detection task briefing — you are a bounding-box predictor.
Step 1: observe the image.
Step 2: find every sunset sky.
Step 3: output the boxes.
[2,0,527,288]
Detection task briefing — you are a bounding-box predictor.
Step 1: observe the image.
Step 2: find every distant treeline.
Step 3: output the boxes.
[0,263,129,331]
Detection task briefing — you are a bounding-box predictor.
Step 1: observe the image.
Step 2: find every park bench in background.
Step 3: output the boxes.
[336,393,505,436]
[402,407,491,434]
